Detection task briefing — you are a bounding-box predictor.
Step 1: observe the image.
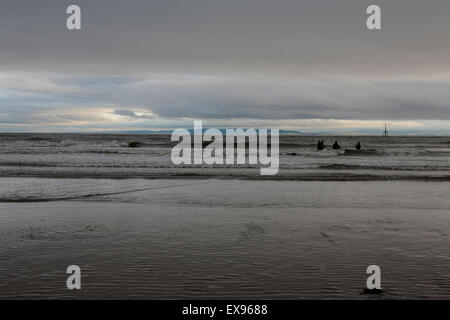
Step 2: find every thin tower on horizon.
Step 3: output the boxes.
[383,123,389,137]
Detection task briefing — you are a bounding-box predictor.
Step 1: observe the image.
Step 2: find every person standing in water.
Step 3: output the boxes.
[356,141,361,150]
[332,141,341,150]
[317,140,324,150]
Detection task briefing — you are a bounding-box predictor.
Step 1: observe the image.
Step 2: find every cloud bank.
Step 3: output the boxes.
[0,0,449,133]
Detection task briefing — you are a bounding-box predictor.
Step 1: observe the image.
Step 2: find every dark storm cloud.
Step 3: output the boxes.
[118,77,450,121]
[1,0,450,74]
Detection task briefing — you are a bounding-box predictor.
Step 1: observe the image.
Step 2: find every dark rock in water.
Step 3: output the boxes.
[362,288,384,294]
[128,141,145,148]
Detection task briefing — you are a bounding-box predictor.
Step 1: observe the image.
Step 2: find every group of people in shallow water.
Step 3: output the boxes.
[317,140,361,151]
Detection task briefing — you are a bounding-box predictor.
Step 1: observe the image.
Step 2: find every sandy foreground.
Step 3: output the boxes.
[0,179,449,299]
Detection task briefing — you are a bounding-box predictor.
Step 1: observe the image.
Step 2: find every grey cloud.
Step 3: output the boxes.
[107,77,450,121]
[1,0,450,75]
[3,75,450,125]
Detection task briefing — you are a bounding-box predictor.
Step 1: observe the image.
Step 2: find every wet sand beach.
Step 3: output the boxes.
[0,179,449,299]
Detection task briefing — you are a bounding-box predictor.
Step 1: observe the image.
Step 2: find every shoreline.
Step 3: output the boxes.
[1,171,450,182]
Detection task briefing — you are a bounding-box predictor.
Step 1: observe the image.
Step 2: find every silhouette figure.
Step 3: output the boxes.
[332,141,341,150]
[317,140,324,150]
[356,141,361,150]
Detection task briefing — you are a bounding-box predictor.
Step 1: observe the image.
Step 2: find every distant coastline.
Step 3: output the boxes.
[0,130,449,136]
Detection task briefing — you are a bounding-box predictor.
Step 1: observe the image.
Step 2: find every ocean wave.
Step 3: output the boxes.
[342,149,380,156]
[0,140,128,148]
[0,148,171,155]
[319,163,450,171]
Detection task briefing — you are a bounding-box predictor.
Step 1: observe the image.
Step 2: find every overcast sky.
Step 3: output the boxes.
[1,0,450,133]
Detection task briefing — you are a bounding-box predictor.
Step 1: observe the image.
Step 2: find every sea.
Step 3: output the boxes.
[1,133,450,183]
